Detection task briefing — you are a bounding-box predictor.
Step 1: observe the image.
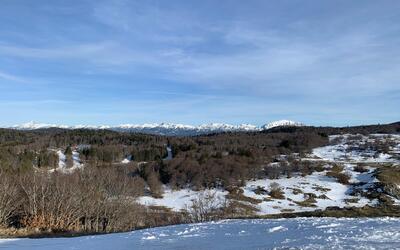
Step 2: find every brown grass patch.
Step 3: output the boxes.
[376,166,400,185]
[253,186,268,195]
[269,188,285,199]
[280,208,295,213]
[313,185,331,192]
[289,188,303,195]
[344,198,360,204]
[226,188,262,204]
[326,171,350,185]
[294,193,317,207]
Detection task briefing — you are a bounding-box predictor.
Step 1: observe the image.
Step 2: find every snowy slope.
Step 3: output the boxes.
[139,189,227,211]
[242,171,373,215]
[137,133,400,214]
[312,134,400,163]
[1,218,400,250]
[8,120,304,136]
[137,169,375,215]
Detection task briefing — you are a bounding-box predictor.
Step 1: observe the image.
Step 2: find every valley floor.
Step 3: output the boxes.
[1,217,399,250]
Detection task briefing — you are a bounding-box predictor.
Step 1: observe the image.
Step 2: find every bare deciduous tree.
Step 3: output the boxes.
[185,191,225,223]
[0,171,21,227]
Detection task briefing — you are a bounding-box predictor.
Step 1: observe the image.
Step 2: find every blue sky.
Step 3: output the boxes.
[0,0,399,126]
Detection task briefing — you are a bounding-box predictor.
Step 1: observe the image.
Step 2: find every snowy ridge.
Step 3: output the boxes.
[10,121,111,130]
[8,120,303,136]
[261,120,304,130]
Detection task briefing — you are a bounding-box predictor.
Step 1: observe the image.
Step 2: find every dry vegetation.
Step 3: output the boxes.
[0,168,160,235]
[268,183,285,199]
[326,164,351,185]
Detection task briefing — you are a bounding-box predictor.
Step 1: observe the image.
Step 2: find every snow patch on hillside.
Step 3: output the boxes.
[137,168,376,215]
[311,134,400,163]
[49,149,83,174]
[243,171,373,215]
[138,189,228,211]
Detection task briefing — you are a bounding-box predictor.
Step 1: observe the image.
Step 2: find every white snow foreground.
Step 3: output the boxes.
[1,218,400,249]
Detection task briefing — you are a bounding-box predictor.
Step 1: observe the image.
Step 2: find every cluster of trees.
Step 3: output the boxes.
[0,129,168,170]
[79,145,166,166]
[0,166,185,234]
[158,130,329,189]
[0,148,58,171]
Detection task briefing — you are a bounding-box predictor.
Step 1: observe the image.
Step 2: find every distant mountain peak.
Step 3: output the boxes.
[262,120,304,130]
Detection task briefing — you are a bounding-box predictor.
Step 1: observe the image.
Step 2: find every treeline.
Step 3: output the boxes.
[265,121,400,135]
[0,129,168,170]
[0,128,167,149]
[0,148,58,171]
[159,130,328,189]
[1,122,399,186]
[79,145,166,166]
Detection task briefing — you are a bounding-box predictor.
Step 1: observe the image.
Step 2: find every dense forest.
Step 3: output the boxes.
[0,122,399,235]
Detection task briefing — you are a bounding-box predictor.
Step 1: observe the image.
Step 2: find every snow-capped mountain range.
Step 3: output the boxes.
[7,120,304,136]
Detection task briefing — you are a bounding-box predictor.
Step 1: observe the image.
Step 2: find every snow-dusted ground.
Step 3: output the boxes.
[139,188,227,211]
[137,134,400,214]
[136,166,378,215]
[1,218,400,249]
[243,172,373,215]
[312,134,400,163]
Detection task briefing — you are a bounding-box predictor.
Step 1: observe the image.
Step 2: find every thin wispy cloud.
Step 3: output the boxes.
[0,70,27,83]
[0,0,398,126]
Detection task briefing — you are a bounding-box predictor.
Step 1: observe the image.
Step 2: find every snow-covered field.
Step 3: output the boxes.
[243,171,374,214]
[312,134,400,163]
[137,134,400,214]
[1,218,399,249]
[139,188,227,211]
